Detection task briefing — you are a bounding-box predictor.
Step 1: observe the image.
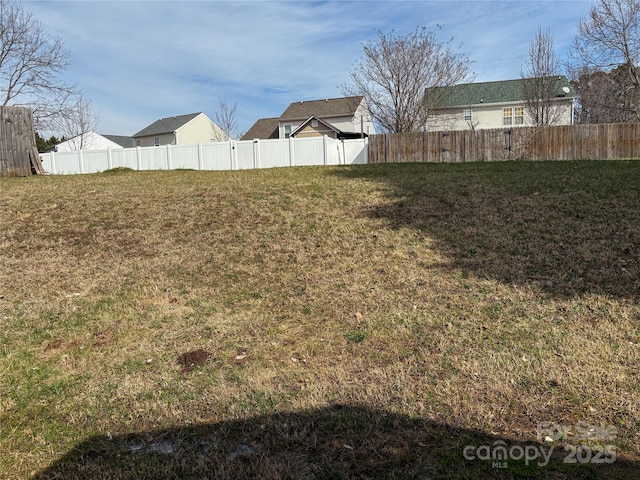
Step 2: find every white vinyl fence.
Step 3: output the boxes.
[40,136,368,175]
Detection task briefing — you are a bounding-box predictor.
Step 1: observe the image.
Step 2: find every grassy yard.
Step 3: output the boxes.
[0,161,638,479]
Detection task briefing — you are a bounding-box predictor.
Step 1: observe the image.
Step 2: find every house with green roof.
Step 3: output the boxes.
[425,76,577,131]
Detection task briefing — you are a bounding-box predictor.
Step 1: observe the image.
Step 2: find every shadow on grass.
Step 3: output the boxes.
[332,161,640,301]
[33,404,635,480]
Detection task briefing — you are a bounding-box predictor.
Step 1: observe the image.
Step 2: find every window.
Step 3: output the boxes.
[284,124,292,138]
[503,106,525,126]
[464,109,472,122]
[503,107,513,125]
[514,107,524,125]
[154,137,160,146]
[311,119,318,128]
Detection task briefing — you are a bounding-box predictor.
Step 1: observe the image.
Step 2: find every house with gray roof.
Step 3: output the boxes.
[242,96,375,141]
[425,76,577,131]
[55,131,133,152]
[241,117,279,140]
[103,135,135,148]
[133,112,227,147]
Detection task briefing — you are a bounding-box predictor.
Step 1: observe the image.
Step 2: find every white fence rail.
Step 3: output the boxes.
[40,136,368,175]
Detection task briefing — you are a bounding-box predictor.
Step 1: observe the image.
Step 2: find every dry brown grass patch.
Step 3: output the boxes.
[1,162,639,478]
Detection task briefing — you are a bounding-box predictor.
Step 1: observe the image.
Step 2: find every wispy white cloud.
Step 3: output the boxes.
[27,0,593,136]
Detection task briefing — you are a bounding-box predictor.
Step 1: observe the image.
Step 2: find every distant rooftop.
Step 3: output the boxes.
[102,134,135,148]
[241,117,279,141]
[279,96,364,120]
[133,112,202,137]
[430,76,577,108]
[242,96,366,140]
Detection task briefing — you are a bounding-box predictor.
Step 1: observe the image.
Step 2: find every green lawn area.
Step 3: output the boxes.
[1,161,638,479]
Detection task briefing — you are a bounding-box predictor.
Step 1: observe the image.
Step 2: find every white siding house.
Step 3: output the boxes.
[426,77,577,131]
[55,131,132,152]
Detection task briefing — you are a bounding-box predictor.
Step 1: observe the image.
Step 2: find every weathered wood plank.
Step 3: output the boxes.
[367,123,640,164]
[0,106,43,177]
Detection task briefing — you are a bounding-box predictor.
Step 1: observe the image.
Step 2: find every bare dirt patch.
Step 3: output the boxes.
[177,349,211,373]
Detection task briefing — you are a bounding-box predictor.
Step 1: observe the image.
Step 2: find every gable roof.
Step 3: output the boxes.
[279,96,364,121]
[242,96,370,140]
[55,131,126,150]
[241,117,280,140]
[290,116,341,137]
[133,112,202,137]
[431,76,577,108]
[102,134,135,148]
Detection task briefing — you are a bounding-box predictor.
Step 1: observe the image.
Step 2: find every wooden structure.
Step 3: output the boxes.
[369,123,640,163]
[0,106,44,177]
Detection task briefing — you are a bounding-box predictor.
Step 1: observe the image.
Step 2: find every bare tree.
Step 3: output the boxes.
[521,26,564,126]
[570,65,638,123]
[55,93,100,150]
[571,0,640,121]
[0,0,76,130]
[341,27,474,133]
[214,97,238,140]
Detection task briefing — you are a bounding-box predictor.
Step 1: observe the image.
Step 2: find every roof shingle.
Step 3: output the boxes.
[102,134,135,148]
[240,117,280,140]
[133,112,202,137]
[431,77,577,108]
[279,96,364,120]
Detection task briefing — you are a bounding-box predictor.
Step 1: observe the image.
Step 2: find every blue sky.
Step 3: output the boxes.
[28,0,594,137]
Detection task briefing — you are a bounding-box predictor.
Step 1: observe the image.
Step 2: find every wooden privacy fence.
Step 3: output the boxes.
[369,123,640,163]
